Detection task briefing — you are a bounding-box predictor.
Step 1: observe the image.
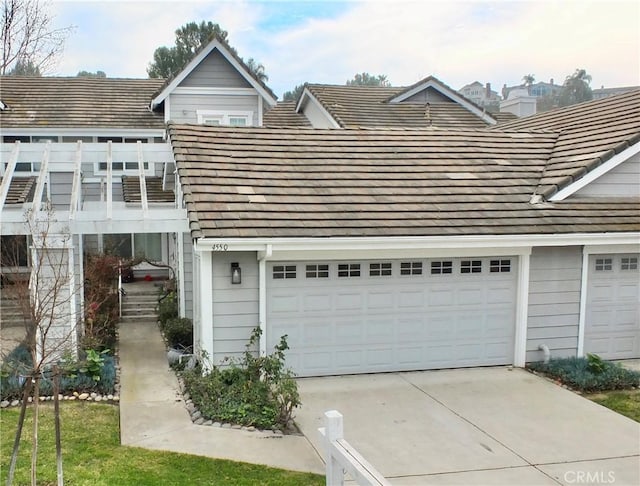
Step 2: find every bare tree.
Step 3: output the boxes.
[1,0,74,75]
[3,204,80,486]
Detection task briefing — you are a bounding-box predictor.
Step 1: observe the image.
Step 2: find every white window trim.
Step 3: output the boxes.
[196,110,253,127]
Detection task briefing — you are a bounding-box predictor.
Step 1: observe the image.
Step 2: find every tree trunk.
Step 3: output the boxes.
[30,376,40,486]
[53,366,64,486]
[6,376,33,486]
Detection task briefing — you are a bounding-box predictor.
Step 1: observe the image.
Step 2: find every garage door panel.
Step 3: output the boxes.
[458,287,484,305]
[268,257,518,376]
[335,292,362,310]
[399,289,425,308]
[303,293,331,311]
[367,290,394,308]
[427,287,455,306]
[619,283,639,299]
[270,293,299,313]
[304,321,333,343]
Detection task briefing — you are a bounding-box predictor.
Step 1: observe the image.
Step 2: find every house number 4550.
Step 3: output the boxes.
[212,244,229,251]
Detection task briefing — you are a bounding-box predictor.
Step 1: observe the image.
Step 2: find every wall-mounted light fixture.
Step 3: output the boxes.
[231,262,241,285]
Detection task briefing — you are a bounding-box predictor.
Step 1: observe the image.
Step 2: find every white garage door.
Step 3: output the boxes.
[267,257,518,377]
[585,254,640,360]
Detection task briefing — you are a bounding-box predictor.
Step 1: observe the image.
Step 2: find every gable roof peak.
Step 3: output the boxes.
[150,35,277,109]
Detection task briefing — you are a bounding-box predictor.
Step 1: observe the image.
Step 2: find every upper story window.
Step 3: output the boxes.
[197,110,253,127]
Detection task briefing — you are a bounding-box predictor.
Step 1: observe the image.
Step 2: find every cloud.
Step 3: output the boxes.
[49,0,640,96]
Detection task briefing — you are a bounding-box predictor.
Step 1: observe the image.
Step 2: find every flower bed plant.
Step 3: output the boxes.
[180,328,300,430]
[0,344,116,401]
[527,354,640,393]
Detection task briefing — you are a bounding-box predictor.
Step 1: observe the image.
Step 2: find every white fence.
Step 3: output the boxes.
[318,410,391,486]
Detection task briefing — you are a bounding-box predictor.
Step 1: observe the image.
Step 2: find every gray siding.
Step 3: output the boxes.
[168,93,259,125]
[49,172,73,210]
[526,246,582,362]
[402,87,452,103]
[574,152,640,197]
[211,251,259,364]
[179,49,251,88]
[182,233,193,320]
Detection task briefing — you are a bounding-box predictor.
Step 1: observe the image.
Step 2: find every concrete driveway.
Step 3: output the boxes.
[296,367,640,485]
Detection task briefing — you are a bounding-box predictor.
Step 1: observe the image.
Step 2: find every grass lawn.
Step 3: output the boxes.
[588,389,640,423]
[0,402,324,486]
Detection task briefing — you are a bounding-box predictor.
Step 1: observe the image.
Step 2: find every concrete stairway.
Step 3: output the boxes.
[0,291,25,328]
[120,281,163,322]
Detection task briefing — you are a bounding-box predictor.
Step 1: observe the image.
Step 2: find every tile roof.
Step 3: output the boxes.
[0,77,165,129]
[122,176,175,203]
[495,89,640,197]
[303,84,493,129]
[0,176,35,204]
[169,125,639,239]
[263,101,312,127]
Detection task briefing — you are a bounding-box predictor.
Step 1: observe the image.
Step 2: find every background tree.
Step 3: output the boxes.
[6,58,40,75]
[76,70,106,78]
[522,73,535,87]
[558,68,593,107]
[345,72,391,87]
[282,83,306,101]
[1,0,74,75]
[245,57,268,83]
[147,20,269,82]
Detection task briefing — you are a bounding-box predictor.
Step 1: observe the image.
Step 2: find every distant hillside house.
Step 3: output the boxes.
[592,85,640,100]
[458,81,501,108]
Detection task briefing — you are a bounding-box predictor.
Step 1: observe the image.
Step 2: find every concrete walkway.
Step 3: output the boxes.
[118,317,324,474]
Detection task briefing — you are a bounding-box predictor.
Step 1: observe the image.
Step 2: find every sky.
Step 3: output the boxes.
[48,0,640,98]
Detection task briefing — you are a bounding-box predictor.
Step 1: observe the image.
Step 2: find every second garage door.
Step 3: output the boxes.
[267,257,518,377]
[585,254,640,360]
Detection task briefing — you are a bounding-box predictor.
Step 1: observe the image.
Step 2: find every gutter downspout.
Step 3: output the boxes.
[258,244,272,356]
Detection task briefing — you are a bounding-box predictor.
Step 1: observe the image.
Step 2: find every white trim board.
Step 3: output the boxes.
[550,142,640,201]
[194,233,640,253]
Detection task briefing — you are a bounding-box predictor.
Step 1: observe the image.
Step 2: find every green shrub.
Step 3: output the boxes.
[157,290,178,325]
[162,317,193,350]
[180,328,300,430]
[528,356,640,392]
